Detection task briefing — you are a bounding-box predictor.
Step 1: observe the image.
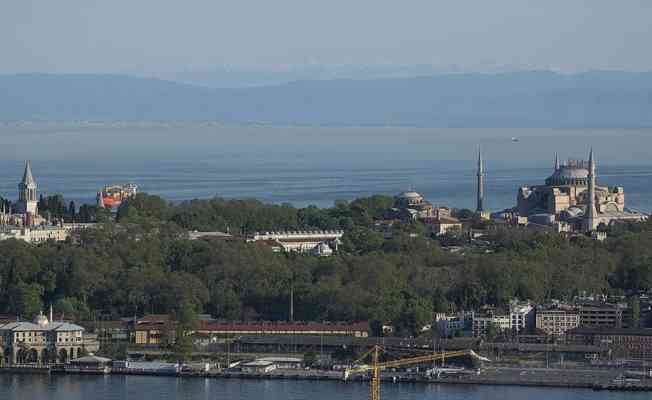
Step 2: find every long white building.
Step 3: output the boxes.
[248,230,344,256]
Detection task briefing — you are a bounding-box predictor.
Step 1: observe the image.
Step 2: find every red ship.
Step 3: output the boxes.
[97,184,137,209]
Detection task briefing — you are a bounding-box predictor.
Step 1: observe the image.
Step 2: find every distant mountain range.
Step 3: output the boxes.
[1,71,651,127]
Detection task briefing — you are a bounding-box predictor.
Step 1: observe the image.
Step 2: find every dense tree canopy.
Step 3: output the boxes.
[1,193,651,336]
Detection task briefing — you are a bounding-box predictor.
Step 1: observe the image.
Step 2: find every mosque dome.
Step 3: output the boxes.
[396,191,424,206]
[545,162,590,186]
[397,191,424,200]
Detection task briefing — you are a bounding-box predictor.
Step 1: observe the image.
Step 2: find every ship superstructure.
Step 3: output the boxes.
[97,183,137,209]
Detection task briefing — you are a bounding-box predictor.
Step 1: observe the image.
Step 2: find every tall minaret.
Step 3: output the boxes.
[0,202,5,225]
[476,147,485,213]
[586,148,597,231]
[17,161,38,216]
[554,153,560,170]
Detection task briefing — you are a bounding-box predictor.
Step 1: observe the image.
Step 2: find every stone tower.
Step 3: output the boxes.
[476,147,485,213]
[585,148,597,232]
[17,161,38,216]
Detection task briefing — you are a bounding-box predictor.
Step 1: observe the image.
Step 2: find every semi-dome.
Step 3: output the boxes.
[560,206,585,220]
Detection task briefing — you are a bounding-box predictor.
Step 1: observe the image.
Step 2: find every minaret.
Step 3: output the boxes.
[17,161,38,216]
[586,148,597,231]
[476,147,485,213]
[554,153,560,170]
[97,191,105,209]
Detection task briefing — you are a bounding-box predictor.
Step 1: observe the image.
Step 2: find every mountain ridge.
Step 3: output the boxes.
[1,71,651,127]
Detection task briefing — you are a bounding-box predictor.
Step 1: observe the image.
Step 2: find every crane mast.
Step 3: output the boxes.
[344,345,489,400]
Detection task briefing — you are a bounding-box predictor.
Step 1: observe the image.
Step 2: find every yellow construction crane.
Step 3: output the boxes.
[343,345,490,400]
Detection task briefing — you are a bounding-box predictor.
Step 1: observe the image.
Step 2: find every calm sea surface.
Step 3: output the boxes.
[0,374,650,400]
[0,123,651,212]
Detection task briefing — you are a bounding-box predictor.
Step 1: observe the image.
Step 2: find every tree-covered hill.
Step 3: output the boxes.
[1,193,651,337]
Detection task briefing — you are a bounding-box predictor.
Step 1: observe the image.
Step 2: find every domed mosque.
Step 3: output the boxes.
[394,191,434,220]
[515,151,646,231]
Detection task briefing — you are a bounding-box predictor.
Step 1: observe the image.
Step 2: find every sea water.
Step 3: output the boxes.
[1,123,651,212]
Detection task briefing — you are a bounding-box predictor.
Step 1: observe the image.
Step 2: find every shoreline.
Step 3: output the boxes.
[2,366,651,392]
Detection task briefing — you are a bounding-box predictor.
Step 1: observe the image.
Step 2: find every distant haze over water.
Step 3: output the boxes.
[1,123,651,212]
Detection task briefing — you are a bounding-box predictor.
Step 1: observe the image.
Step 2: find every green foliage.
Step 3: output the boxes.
[341,226,384,254]
[54,297,91,321]
[11,282,44,318]
[396,295,433,337]
[98,342,128,360]
[3,192,652,338]
[117,193,169,223]
[629,296,641,328]
[38,194,69,221]
[173,300,198,362]
[485,323,498,341]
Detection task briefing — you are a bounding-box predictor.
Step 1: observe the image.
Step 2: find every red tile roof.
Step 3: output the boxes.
[196,320,369,334]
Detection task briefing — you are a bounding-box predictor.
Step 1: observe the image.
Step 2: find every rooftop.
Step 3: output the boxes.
[0,320,84,332]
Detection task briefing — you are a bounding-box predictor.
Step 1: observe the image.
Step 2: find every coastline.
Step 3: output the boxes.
[2,366,651,392]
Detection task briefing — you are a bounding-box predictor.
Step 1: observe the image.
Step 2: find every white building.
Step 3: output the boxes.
[535,308,580,336]
[0,223,95,244]
[240,360,277,373]
[509,300,535,334]
[248,230,343,256]
[255,357,303,369]
[472,301,534,338]
[472,314,510,338]
[434,312,473,337]
[0,310,94,365]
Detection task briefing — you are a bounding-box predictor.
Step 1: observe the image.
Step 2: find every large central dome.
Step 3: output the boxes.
[545,161,589,186]
[395,191,426,207]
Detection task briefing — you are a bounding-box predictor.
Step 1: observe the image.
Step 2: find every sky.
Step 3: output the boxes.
[2,0,652,77]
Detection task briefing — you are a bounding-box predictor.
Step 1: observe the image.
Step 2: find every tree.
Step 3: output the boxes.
[54,297,91,321]
[396,295,433,337]
[172,300,198,362]
[10,283,43,318]
[341,226,384,254]
[629,296,641,328]
[117,193,169,222]
[68,201,77,221]
[485,323,498,342]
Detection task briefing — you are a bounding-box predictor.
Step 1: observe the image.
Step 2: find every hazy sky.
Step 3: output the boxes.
[2,0,652,75]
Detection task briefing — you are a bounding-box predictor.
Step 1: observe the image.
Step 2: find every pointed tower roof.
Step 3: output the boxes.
[588,148,595,171]
[554,153,559,170]
[21,161,37,187]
